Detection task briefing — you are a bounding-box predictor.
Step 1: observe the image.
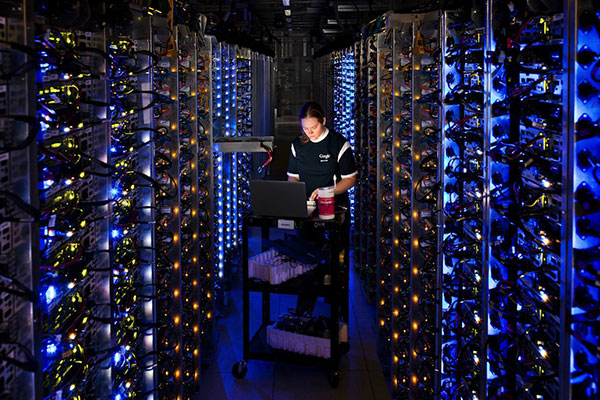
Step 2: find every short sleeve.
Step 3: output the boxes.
[287,142,300,178]
[338,141,357,179]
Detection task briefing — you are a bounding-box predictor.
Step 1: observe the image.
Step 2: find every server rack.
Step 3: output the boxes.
[440,9,486,399]
[352,33,379,304]
[36,18,113,400]
[391,19,414,398]
[376,31,394,367]
[108,16,157,398]
[196,33,216,365]
[568,0,598,399]
[408,13,442,398]
[176,25,201,395]
[152,18,185,398]
[0,1,39,398]
[486,2,567,398]
[332,48,356,224]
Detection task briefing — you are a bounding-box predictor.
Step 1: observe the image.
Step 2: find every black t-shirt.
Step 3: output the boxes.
[287,128,357,202]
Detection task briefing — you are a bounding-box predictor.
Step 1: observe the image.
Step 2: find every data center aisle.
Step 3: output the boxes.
[199,255,390,400]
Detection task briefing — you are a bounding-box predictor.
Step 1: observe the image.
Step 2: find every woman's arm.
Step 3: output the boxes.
[309,176,356,200]
[333,175,356,196]
[288,176,300,182]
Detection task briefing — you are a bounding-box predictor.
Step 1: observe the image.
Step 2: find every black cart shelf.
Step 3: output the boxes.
[232,210,350,387]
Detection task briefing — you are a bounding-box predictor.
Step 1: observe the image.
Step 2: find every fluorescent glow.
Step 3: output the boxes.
[47,343,57,354]
[282,0,290,5]
[45,286,57,303]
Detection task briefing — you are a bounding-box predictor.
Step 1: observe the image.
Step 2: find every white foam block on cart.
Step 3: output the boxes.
[266,323,348,359]
[248,249,317,285]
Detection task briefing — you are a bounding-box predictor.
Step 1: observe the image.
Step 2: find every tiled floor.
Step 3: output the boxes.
[199,254,391,400]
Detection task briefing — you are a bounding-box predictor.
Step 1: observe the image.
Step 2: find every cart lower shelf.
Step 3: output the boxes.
[232,324,350,388]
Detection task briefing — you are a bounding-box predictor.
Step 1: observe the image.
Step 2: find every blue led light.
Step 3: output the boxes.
[46,343,57,354]
[45,286,57,303]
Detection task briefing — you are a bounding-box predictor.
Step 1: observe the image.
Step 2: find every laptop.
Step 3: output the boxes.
[250,180,309,218]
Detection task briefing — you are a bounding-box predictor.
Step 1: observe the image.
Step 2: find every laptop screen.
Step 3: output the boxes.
[250,180,309,218]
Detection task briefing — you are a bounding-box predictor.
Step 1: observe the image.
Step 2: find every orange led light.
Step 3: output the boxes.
[174,316,180,324]
[174,289,180,297]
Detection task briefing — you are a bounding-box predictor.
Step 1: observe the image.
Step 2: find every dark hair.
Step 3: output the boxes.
[299,101,325,124]
[298,101,325,143]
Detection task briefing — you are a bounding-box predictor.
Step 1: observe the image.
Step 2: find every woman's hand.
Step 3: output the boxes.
[310,188,319,201]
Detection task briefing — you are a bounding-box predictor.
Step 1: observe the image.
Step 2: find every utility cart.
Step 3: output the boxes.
[232,210,350,387]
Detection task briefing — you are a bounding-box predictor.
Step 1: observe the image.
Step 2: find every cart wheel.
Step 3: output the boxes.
[340,342,350,355]
[232,361,248,379]
[328,370,340,388]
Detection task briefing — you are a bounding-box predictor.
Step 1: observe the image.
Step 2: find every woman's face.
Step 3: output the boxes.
[300,116,326,141]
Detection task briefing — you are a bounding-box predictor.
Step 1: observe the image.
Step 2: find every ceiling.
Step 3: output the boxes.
[192,0,391,51]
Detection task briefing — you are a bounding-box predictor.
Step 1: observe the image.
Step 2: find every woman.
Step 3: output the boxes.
[287,101,356,316]
[287,101,357,204]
